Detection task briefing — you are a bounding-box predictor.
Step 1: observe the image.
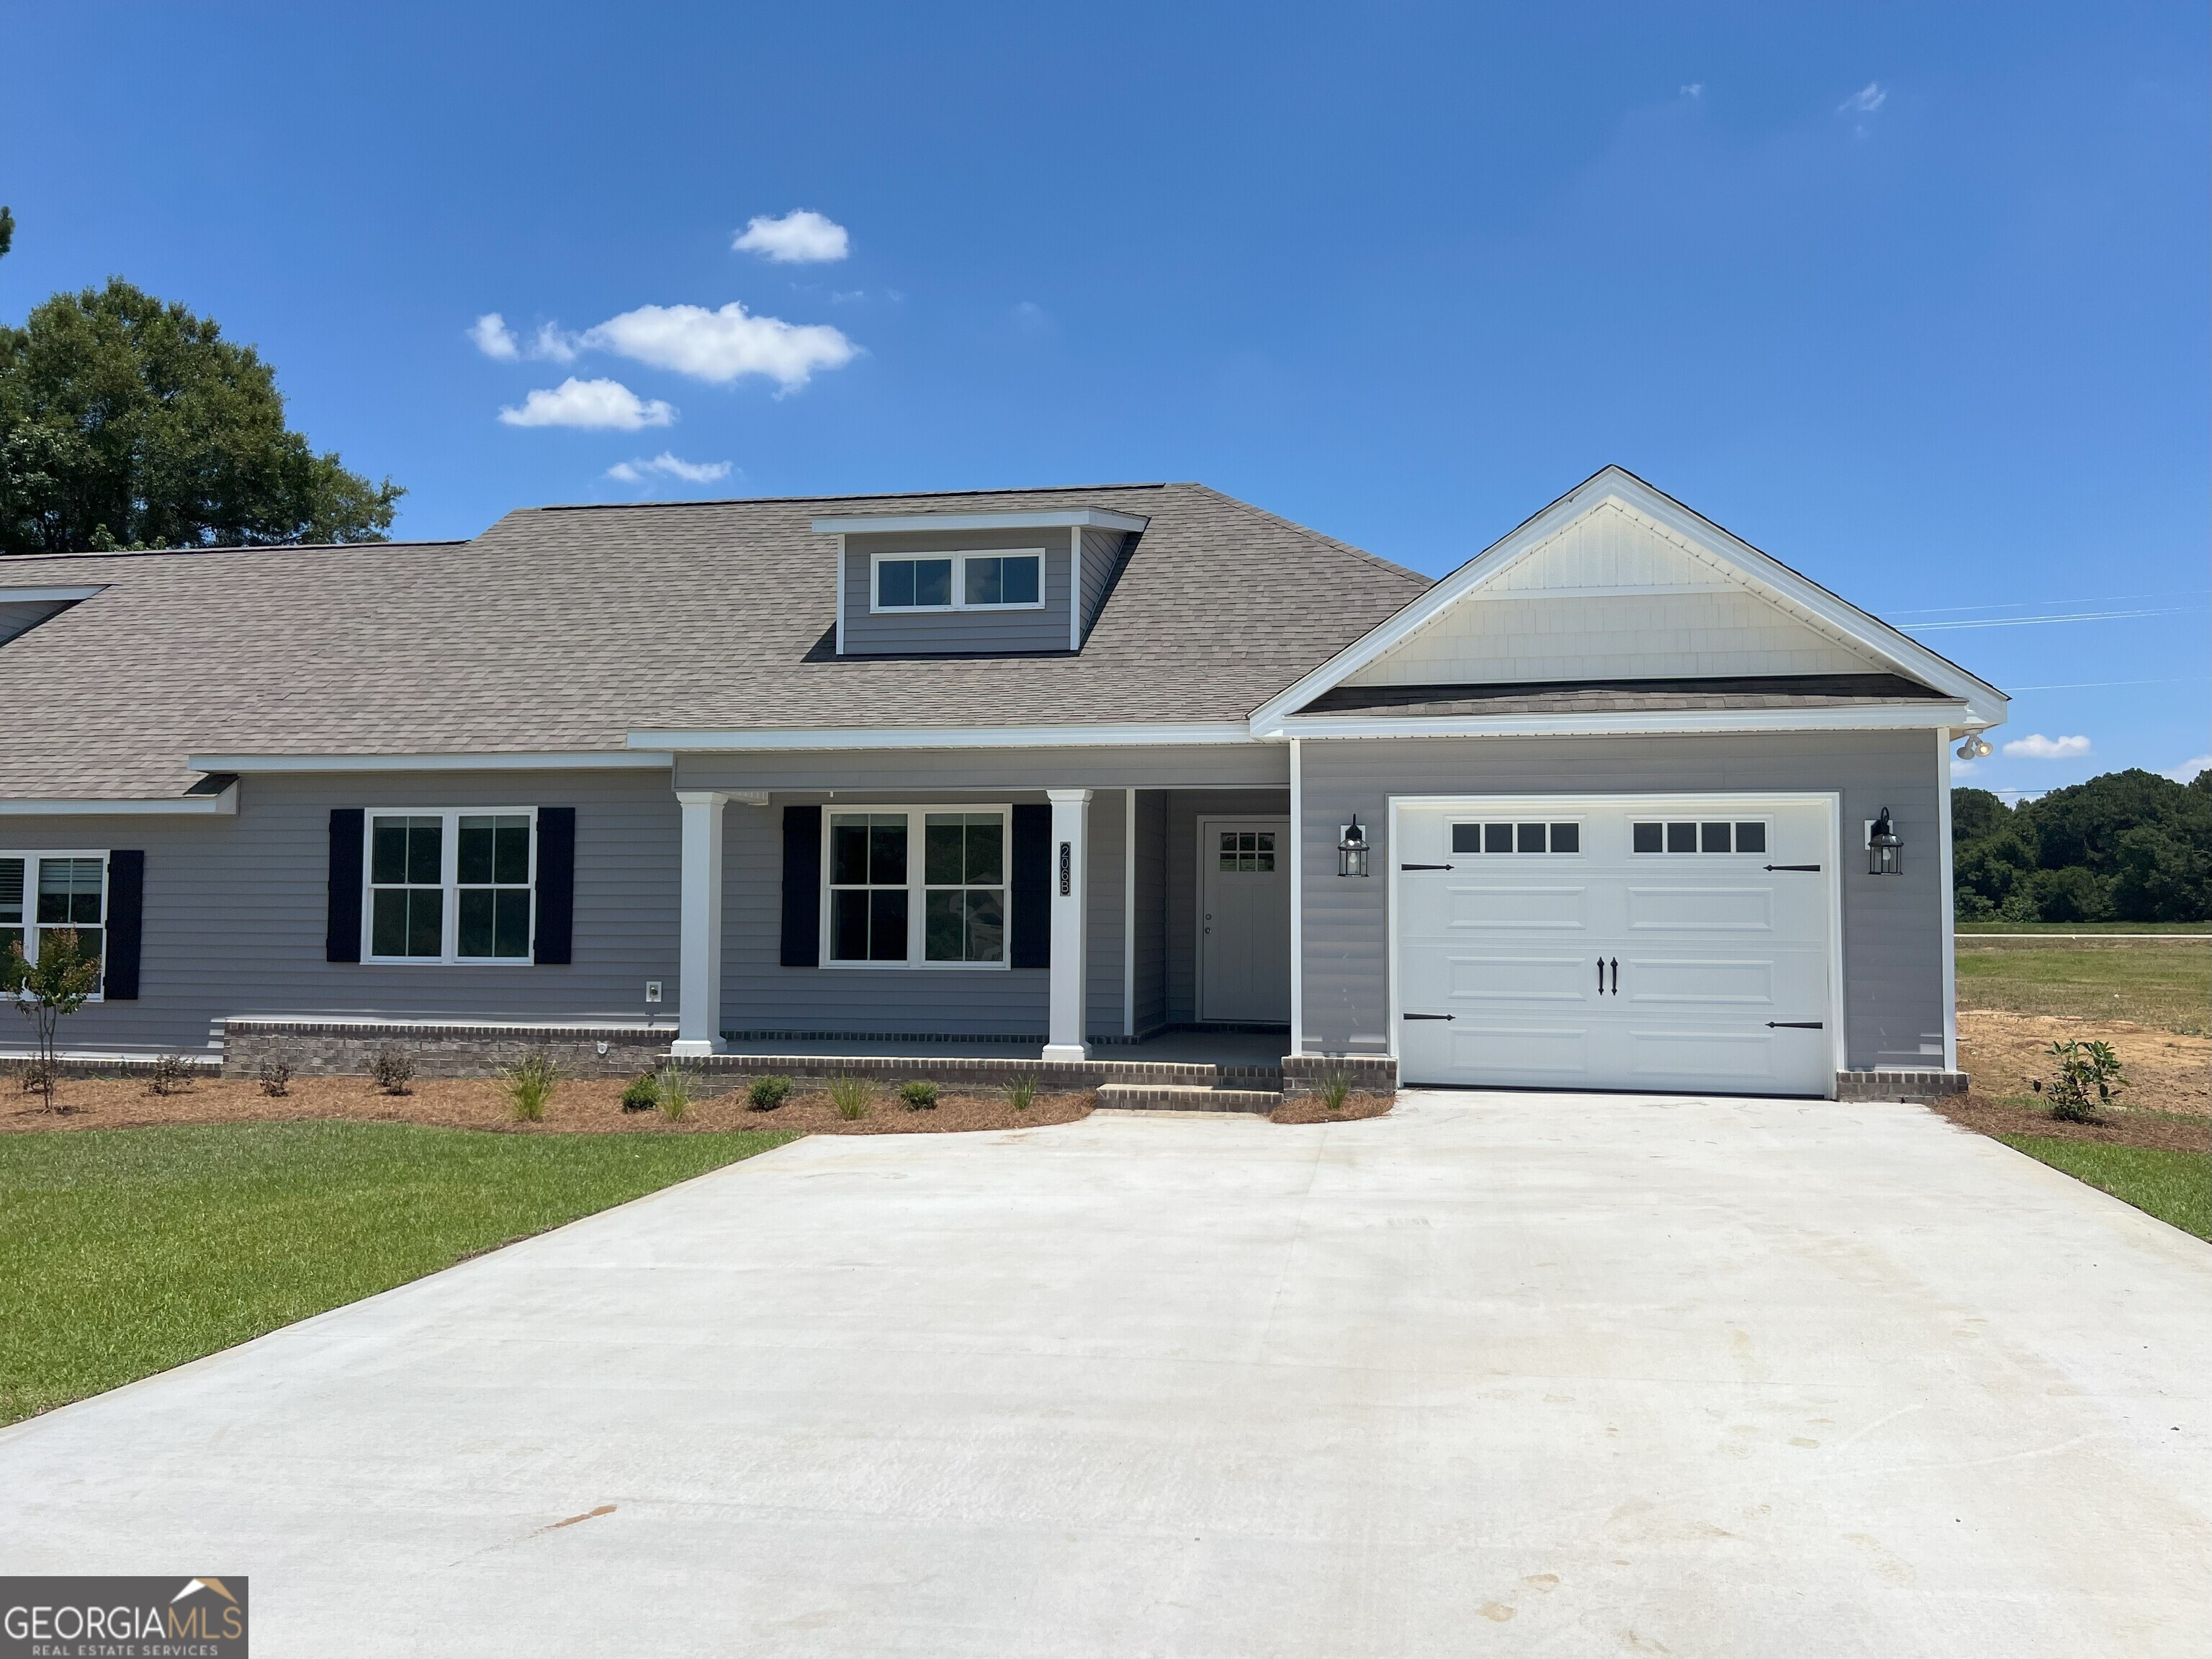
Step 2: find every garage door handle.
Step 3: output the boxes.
[1403,1012,1454,1020]
[1764,864,1821,872]
[1401,863,1452,871]
[1766,1021,1825,1029]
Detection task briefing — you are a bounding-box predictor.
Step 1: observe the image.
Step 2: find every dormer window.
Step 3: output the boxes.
[873,550,1043,612]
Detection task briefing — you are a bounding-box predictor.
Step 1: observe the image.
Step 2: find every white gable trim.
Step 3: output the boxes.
[1249,467,2008,736]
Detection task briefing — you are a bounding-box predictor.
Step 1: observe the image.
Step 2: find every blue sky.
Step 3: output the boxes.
[6,2,2205,791]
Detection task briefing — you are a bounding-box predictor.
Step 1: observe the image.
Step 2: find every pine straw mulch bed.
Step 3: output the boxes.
[1270,1092,1395,1125]
[1931,1094,2209,1155]
[1957,1008,2208,1117]
[0,1074,1094,1137]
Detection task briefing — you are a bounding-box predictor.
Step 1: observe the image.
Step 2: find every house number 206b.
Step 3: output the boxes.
[1058,841,1072,896]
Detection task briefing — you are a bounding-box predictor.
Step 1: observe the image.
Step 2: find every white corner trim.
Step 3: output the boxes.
[1069,526,1082,652]
[0,781,239,817]
[1122,786,1136,1040]
[187,750,676,773]
[811,508,1149,535]
[628,723,1256,752]
[0,584,107,603]
[1266,701,1977,742]
[1288,737,1303,1054]
[1937,727,1959,1073]
[834,533,846,655]
[1246,467,2010,732]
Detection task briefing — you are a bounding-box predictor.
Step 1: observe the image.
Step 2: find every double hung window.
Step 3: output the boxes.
[0,852,106,989]
[825,807,1008,967]
[365,811,536,963]
[872,551,1043,611]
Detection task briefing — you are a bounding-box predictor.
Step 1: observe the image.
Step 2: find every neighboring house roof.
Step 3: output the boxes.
[0,482,1431,801]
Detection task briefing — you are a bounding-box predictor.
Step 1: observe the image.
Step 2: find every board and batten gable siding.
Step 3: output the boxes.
[715,787,1132,1040]
[1294,731,1946,1070]
[840,528,1073,656]
[0,770,681,1055]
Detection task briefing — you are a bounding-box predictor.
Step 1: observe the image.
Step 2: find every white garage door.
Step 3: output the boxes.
[1395,796,1838,1097]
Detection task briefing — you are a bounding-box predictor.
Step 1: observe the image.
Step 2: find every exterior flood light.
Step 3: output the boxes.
[1955,734,1992,760]
[1338,814,1370,878]
[1868,807,1903,876]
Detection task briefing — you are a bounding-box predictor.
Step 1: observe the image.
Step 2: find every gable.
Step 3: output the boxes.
[1343,498,1888,688]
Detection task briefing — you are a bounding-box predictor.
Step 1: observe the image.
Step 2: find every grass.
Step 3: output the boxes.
[1956,920,2211,935]
[0,1120,792,1425]
[1997,1136,2211,1241]
[1955,936,2210,1034]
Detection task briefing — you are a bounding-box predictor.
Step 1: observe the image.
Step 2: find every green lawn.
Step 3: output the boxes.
[0,1122,793,1425]
[1956,921,2211,935]
[1955,936,2211,1033]
[1998,1136,2212,1240]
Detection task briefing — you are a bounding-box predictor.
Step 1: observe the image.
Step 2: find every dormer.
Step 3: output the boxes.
[812,506,1150,656]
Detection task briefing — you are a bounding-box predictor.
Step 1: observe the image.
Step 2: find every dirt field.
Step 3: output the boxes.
[1957,1008,2209,1117]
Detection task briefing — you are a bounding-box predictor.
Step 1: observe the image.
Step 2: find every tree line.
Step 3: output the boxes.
[0,205,399,554]
[1954,768,2212,923]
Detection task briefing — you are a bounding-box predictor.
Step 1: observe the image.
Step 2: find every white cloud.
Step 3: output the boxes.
[529,323,579,363]
[1679,82,1704,99]
[606,452,732,485]
[469,313,521,361]
[733,210,850,264]
[1838,81,1887,114]
[2002,733,2092,760]
[1951,757,1979,777]
[581,302,857,390]
[2165,755,2211,785]
[498,377,676,430]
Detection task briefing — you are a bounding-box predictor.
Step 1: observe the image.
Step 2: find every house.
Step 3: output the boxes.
[0,467,2004,1100]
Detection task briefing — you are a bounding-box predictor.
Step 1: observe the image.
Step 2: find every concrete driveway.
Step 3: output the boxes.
[2,1093,2206,1656]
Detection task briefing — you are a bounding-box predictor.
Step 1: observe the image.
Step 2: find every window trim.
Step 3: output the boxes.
[817,803,1013,971]
[359,808,539,966]
[1,848,111,1002]
[868,549,1048,614]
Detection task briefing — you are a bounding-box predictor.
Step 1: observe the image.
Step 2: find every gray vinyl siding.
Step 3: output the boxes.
[0,770,681,1056]
[1294,730,1946,1070]
[841,529,1071,656]
[675,743,1288,794]
[1164,789,1293,1025]
[1077,527,1129,643]
[1132,789,1169,1035]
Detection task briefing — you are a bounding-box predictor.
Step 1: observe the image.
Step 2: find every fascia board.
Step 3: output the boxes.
[187,750,675,773]
[1270,701,1976,741]
[811,508,1150,535]
[0,782,238,816]
[628,722,1256,752]
[1246,465,2009,732]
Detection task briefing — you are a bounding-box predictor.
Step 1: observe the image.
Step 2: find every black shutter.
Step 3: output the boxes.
[326,808,364,963]
[780,804,822,967]
[534,807,575,965]
[104,850,144,999]
[1010,803,1051,969]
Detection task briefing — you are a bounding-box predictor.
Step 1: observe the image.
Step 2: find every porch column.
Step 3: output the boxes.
[672,789,728,1057]
[1043,788,1092,1062]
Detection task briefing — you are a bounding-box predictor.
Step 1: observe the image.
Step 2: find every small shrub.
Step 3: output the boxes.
[655,1063,693,1122]
[17,1059,55,1097]
[1004,1072,1038,1112]
[827,1075,873,1120]
[368,1045,415,1096]
[146,1053,197,1096]
[621,1071,660,1112]
[258,1053,293,1097]
[747,1074,793,1112]
[501,1049,562,1122]
[1313,1066,1354,1112]
[898,1079,940,1110]
[2045,1038,2127,1123]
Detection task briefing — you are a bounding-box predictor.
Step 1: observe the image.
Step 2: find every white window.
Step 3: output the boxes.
[0,851,108,993]
[871,550,1044,612]
[1450,821,1581,854]
[1631,819,1768,854]
[365,811,536,963]
[823,806,1008,968]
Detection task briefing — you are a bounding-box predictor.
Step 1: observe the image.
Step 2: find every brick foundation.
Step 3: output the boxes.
[1281,1053,1401,1098]
[220,1020,672,1081]
[1835,1068,1969,1102]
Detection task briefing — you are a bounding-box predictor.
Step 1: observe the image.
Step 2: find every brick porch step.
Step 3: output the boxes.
[1094,1084,1281,1115]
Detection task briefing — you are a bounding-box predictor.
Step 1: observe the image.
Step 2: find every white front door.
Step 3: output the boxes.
[1395,796,1838,1096]
[1200,817,1292,1022]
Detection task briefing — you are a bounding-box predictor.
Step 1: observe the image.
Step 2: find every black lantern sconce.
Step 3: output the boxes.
[1867,807,1902,876]
[1338,814,1370,878]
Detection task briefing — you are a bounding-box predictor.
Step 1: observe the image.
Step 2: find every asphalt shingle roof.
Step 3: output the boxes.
[0,482,1432,800]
